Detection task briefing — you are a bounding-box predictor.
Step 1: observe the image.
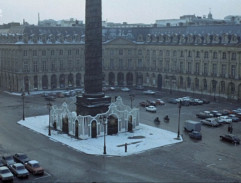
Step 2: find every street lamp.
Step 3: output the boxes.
[100,115,107,154]
[47,100,52,136]
[129,94,135,108]
[21,91,25,120]
[177,101,181,140]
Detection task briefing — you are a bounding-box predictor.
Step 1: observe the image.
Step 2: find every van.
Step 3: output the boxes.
[184,120,201,132]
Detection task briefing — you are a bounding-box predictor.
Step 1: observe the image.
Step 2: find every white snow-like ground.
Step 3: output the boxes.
[18,115,182,156]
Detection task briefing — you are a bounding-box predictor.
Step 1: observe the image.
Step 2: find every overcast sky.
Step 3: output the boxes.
[0,0,240,25]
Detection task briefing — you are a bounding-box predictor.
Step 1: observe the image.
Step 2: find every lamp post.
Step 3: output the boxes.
[100,115,107,154]
[177,101,181,140]
[21,91,25,120]
[129,94,135,108]
[47,100,52,136]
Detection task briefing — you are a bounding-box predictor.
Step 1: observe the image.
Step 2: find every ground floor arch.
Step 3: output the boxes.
[108,115,118,135]
[51,75,57,89]
[91,120,97,138]
[117,72,124,86]
[108,72,115,86]
[59,74,65,88]
[157,74,163,89]
[42,75,48,89]
[126,72,133,86]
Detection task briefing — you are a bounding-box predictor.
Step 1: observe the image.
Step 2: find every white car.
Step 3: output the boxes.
[121,87,130,92]
[143,90,156,95]
[0,166,13,182]
[217,116,232,124]
[145,106,157,113]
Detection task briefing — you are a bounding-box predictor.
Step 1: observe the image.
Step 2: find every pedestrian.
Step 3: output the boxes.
[228,125,231,133]
[230,125,233,134]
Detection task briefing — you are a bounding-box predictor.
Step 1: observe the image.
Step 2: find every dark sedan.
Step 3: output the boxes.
[13,153,30,164]
[220,134,240,145]
[189,131,202,140]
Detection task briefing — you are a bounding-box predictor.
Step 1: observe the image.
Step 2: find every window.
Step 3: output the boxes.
[231,53,236,60]
[110,49,114,56]
[33,61,38,72]
[152,60,156,68]
[42,60,47,72]
[128,59,132,69]
[33,50,37,56]
[159,50,163,56]
[138,49,142,55]
[152,50,156,55]
[166,50,170,57]
[212,64,217,75]
[173,51,177,57]
[195,63,200,74]
[213,52,217,59]
[42,50,46,56]
[221,64,226,76]
[23,50,28,56]
[59,49,63,55]
[68,50,72,56]
[180,51,184,57]
[60,60,64,71]
[196,51,200,58]
[187,62,191,73]
[23,60,29,72]
[204,63,208,75]
[204,51,208,58]
[138,59,142,67]
[231,65,236,77]
[51,61,56,72]
[119,59,123,69]
[110,59,114,69]
[68,60,72,70]
[119,49,123,55]
[188,51,192,57]
[222,52,226,59]
[76,49,80,55]
[180,62,184,73]
[51,50,55,56]
[128,49,132,55]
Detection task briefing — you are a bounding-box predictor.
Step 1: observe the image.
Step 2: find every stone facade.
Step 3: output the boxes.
[0,25,241,100]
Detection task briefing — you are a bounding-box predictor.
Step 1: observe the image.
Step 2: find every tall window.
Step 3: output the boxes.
[212,64,217,75]
[195,63,200,74]
[59,49,63,55]
[42,60,47,72]
[128,49,132,55]
[68,50,72,56]
[231,53,236,60]
[23,50,28,56]
[180,62,184,73]
[187,62,191,73]
[33,61,38,72]
[138,59,142,67]
[231,65,236,77]
[204,51,208,58]
[204,63,208,75]
[196,51,200,58]
[23,60,29,72]
[119,49,123,55]
[51,50,55,56]
[221,64,226,76]
[42,50,46,56]
[152,60,156,68]
[222,52,226,59]
[51,61,56,72]
[110,59,114,69]
[119,59,123,69]
[213,52,217,59]
[60,60,64,71]
[180,51,184,57]
[166,50,170,57]
[68,60,72,70]
[138,49,142,55]
[76,49,80,55]
[188,51,192,57]
[33,50,37,56]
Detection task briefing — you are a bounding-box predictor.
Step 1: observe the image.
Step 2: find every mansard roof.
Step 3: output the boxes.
[0,24,241,46]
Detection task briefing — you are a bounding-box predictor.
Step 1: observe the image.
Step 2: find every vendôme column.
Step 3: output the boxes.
[76,0,111,116]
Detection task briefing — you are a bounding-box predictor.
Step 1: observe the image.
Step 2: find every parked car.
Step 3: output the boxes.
[9,163,29,178]
[196,112,213,119]
[194,99,203,105]
[167,98,178,104]
[45,95,56,101]
[135,85,144,90]
[121,87,130,92]
[145,106,157,113]
[146,100,156,106]
[109,87,116,91]
[201,118,221,127]
[25,160,44,175]
[2,156,15,167]
[13,153,30,164]
[139,101,150,107]
[211,110,222,117]
[189,131,202,140]
[228,114,240,122]
[0,161,4,167]
[201,98,210,104]
[221,109,232,116]
[217,116,232,124]
[0,166,14,182]
[220,134,240,145]
[156,99,165,105]
[143,90,156,95]
[56,92,65,98]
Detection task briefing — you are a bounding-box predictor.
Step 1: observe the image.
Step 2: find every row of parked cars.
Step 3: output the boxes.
[42,89,84,101]
[196,109,241,125]
[168,96,210,106]
[139,99,165,113]
[0,153,44,181]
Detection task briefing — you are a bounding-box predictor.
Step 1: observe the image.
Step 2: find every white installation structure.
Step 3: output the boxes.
[50,96,140,139]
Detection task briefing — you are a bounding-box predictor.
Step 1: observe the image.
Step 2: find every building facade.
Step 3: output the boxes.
[0,25,241,100]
